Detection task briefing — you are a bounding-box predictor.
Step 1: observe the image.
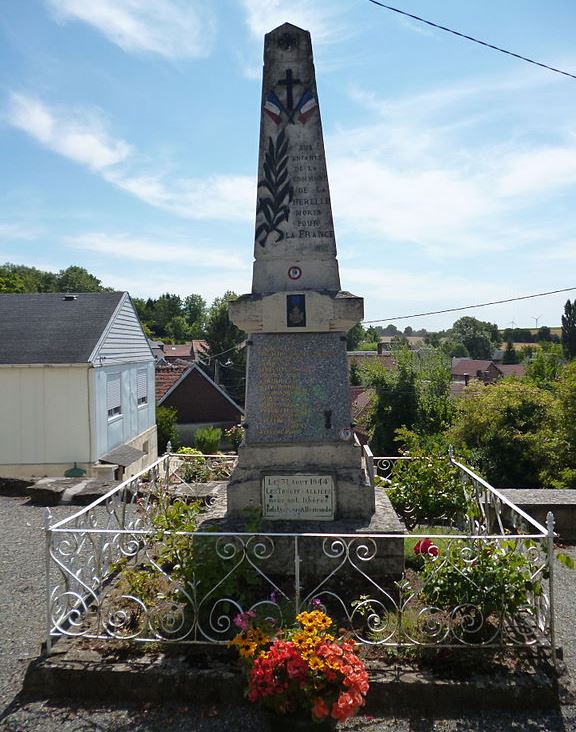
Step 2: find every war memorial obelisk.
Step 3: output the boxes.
[227,24,390,529]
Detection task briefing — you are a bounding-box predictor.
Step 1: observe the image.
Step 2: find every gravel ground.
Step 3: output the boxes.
[1,494,575,731]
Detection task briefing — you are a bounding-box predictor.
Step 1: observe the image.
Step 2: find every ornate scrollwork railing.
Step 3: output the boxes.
[45,454,555,653]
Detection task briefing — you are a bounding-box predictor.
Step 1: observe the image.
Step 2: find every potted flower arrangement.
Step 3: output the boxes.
[230,608,369,728]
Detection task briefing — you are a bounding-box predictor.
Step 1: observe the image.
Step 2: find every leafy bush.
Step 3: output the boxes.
[420,539,541,621]
[194,426,222,454]
[156,406,179,453]
[448,378,558,489]
[387,454,468,528]
[176,447,211,482]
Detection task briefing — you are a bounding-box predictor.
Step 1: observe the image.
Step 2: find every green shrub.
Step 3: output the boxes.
[194,426,222,454]
[156,406,179,453]
[176,447,211,482]
[387,454,468,528]
[420,539,541,621]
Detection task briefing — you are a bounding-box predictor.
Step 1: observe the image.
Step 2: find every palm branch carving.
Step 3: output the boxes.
[255,130,293,247]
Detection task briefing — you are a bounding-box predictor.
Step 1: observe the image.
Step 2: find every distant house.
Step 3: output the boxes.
[451,358,526,387]
[156,363,243,445]
[162,340,208,364]
[0,292,157,479]
[378,336,425,351]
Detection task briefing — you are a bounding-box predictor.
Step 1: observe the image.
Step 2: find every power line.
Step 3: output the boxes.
[363,287,576,324]
[367,0,576,81]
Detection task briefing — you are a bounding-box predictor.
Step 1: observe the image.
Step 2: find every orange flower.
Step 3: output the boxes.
[312,697,329,720]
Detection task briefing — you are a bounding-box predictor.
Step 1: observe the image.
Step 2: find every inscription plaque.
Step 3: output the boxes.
[262,474,334,520]
[245,332,351,443]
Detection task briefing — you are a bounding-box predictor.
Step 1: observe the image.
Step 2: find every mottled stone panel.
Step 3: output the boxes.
[245,332,352,444]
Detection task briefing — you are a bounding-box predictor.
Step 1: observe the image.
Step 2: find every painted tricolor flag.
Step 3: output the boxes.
[297,90,318,124]
[263,90,283,125]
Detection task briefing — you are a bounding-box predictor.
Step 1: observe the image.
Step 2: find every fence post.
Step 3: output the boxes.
[294,535,301,616]
[363,444,375,483]
[44,508,53,655]
[546,511,557,663]
[164,441,172,487]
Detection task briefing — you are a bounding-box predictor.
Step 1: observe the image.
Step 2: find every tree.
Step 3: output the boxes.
[0,271,25,292]
[525,342,564,388]
[165,315,193,342]
[365,326,381,342]
[204,292,246,404]
[349,362,362,386]
[537,326,552,342]
[183,294,207,336]
[0,263,58,292]
[440,339,469,358]
[382,324,400,336]
[156,406,179,453]
[448,378,557,489]
[551,362,576,488]
[345,323,365,351]
[502,341,519,365]
[152,294,183,337]
[363,349,418,455]
[56,266,106,292]
[362,347,453,455]
[561,299,576,360]
[449,316,499,360]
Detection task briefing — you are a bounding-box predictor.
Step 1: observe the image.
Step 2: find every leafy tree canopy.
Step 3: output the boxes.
[449,316,500,360]
[562,299,576,360]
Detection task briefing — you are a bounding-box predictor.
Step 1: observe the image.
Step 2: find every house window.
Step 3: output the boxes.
[137,369,148,406]
[107,374,122,419]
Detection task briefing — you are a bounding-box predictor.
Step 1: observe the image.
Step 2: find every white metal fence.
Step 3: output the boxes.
[45,452,555,653]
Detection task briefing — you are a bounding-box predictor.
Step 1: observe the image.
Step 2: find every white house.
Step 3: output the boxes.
[0,292,157,479]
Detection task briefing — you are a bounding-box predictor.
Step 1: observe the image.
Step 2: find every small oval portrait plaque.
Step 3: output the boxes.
[288,265,302,280]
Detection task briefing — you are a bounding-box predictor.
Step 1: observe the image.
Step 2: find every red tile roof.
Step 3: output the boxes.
[155,366,188,401]
[351,387,374,422]
[451,359,493,376]
[498,363,526,377]
[163,343,193,358]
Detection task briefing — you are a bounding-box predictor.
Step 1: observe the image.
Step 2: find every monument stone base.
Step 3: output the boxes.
[226,442,375,521]
[198,483,406,582]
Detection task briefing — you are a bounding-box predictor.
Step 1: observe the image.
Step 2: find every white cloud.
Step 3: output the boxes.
[105,171,255,221]
[239,0,348,45]
[101,268,251,303]
[45,0,215,59]
[6,93,255,222]
[533,240,576,262]
[7,93,131,171]
[330,156,495,251]
[0,223,40,241]
[68,232,248,270]
[343,266,504,305]
[497,146,576,197]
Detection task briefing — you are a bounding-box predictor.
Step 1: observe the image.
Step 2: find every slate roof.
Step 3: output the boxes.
[0,292,124,364]
[498,363,526,377]
[451,359,494,376]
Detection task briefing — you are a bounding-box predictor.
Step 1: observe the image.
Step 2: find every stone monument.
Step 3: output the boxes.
[227,23,377,524]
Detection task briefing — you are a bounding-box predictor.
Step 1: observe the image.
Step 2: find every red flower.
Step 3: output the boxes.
[414,538,438,557]
[312,697,329,720]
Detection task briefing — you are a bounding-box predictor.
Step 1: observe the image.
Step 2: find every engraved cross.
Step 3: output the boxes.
[278,68,301,113]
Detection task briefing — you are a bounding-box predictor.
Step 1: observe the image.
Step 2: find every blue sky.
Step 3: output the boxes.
[2,0,576,331]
